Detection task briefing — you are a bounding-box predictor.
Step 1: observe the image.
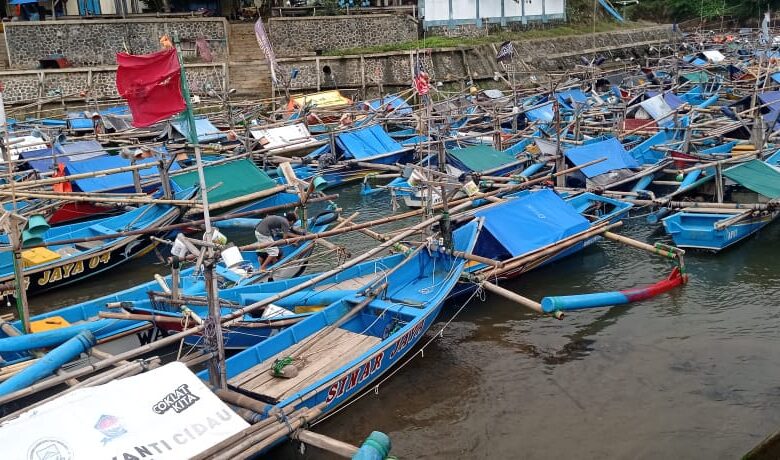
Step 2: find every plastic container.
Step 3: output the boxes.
[220,245,245,268]
[171,234,188,258]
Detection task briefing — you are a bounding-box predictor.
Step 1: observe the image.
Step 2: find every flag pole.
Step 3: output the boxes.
[172,33,226,390]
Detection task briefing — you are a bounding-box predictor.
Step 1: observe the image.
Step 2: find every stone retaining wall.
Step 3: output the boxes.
[268,14,417,57]
[3,18,229,70]
[0,64,226,104]
[276,25,676,92]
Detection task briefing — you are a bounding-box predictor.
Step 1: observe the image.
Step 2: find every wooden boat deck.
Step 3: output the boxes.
[229,327,380,401]
[313,271,386,292]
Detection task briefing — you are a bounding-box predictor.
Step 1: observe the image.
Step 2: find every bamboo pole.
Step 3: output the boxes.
[0,212,445,407]
[294,430,359,458]
[20,194,337,250]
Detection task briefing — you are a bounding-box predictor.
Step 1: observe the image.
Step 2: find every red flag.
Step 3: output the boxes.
[116,49,185,128]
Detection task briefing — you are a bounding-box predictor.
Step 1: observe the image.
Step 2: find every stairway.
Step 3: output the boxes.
[228,22,273,98]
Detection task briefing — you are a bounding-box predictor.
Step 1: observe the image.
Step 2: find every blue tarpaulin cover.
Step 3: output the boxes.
[364,94,413,116]
[524,102,554,123]
[171,118,225,143]
[565,137,640,178]
[475,189,590,257]
[335,125,404,160]
[24,140,105,173]
[66,152,180,192]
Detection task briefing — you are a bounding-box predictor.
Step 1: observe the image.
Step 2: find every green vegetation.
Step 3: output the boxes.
[625,0,779,22]
[324,20,650,56]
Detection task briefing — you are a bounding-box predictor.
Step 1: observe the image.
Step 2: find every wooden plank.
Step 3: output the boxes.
[272,335,380,399]
[313,272,386,292]
[230,328,352,389]
[259,334,380,399]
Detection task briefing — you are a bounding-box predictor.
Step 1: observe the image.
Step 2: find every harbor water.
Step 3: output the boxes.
[28,183,780,459]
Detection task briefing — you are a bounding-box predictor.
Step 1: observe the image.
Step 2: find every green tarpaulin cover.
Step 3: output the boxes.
[447,145,518,173]
[681,71,710,83]
[723,159,780,199]
[171,159,277,203]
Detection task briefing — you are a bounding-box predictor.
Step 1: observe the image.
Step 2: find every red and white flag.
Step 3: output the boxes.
[116,49,186,128]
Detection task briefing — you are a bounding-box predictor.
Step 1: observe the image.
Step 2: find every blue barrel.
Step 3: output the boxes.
[518,163,545,178]
[0,319,125,353]
[541,292,629,313]
[0,330,96,397]
[352,431,392,460]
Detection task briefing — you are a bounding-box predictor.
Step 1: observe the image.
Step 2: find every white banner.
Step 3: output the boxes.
[0,362,248,459]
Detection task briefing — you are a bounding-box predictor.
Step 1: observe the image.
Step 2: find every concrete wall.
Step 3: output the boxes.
[276,26,676,92]
[0,63,226,104]
[3,18,229,70]
[268,14,417,57]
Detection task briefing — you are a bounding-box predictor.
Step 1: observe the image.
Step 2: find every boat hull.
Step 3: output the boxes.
[662,211,778,251]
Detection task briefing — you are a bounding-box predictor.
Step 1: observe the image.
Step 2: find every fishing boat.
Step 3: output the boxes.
[662,159,780,251]
[196,219,480,455]
[0,184,195,303]
[133,250,411,350]
[0,209,339,368]
[458,188,632,281]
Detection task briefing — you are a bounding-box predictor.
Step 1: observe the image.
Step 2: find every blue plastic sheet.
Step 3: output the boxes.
[335,125,404,160]
[171,118,226,143]
[565,137,639,178]
[24,140,105,173]
[475,189,590,257]
[66,150,179,193]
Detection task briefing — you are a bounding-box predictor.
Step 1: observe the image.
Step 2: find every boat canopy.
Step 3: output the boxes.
[363,94,413,116]
[565,137,640,178]
[171,118,226,143]
[24,140,104,172]
[335,124,404,160]
[447,145,518,173]
[723,159,780,199]
[171,158,277,203]
[474,189,590,258]
[293,90,351,109]
[66,152,180,193]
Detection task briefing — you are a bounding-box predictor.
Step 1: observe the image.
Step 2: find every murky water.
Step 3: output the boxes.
[29,184,780,459]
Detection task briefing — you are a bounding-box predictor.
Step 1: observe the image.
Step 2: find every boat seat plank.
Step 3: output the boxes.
[258,333,380,399]
[313,272,386,292]
[74,240,104,250]
[231,328,380,401]
[230,328,352,388]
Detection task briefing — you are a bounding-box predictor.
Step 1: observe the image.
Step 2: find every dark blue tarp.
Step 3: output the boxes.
[67,152,180,192]
[335,125,404,160]
[565,137,640,178]
[24,140,105,173]
[475,189,590,257]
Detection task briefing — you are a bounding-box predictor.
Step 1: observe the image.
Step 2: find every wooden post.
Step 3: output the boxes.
[715,163,724,204]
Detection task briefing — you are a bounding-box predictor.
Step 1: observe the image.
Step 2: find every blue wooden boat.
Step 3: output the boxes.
[0,210,338,367]
[196,219,480,450]
[131,251,412,350]
[459,188,632,281]
[0,184,195,302]
[293,124,416,188]
[662,159,780,251]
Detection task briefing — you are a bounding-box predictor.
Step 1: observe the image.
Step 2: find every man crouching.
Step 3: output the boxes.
[255,212,304,271]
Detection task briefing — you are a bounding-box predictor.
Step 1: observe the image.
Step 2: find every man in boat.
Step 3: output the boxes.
[255,212,303,271]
